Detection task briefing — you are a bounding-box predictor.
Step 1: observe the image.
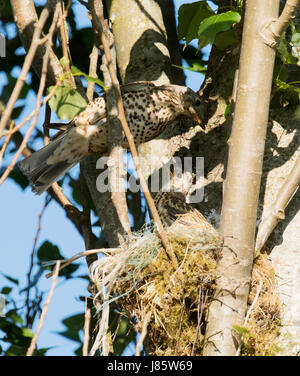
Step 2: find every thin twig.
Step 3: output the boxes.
[270,0,300,39]
[261,0,300,47]
[0,5,60,186]
[0,1,54,137]
[0,82,60,186]
[86,44,99,101]
[255,153,300,253]
[1,82,60,139]
[26,260,61,356]
[83,303,91,356]
[45,248,119,279]
[26,195,51,327]
[174,301,185,356]
[58,0,71,73]
[0,120,14,167]
[80,165,98,264]
[191,282,208,356]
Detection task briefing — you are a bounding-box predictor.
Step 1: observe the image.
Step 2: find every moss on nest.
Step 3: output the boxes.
[116,225,220,356]
[89,213,282,356]
[240,253,282,356]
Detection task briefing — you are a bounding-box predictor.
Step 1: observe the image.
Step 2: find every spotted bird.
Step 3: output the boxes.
[19,81,204,194]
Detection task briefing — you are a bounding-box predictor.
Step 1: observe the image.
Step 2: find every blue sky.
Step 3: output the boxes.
[0,0,213,356]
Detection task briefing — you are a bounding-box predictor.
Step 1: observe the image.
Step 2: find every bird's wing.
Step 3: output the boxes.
[120,81,157,93]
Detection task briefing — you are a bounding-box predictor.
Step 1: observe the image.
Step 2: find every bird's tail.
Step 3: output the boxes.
[19,131,77,195]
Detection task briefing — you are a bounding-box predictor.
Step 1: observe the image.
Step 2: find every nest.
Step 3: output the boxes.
[89,210,282,356]
[241,253,282,356]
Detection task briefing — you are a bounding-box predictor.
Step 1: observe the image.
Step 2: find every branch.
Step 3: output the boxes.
[261,0,300,47]
[0,83,60,186]
[83,305,91,356]
[0,84,59,141]
[0,1,54,137]
[86,44,99,101]
[0,5,61,186]
[58,0,71,73]
[0,120,14,166]
[255,153,300,253]
[25,195,51,327]
[204,0,280,356]
[88,0,131,241]
[26,260,61,356]
[91,2,175,266]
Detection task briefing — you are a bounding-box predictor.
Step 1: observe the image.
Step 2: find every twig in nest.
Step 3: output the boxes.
[45,248,119,279]
[174,302,185,356]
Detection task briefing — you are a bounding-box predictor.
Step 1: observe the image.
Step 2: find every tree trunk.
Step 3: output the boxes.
[203,0,280,356]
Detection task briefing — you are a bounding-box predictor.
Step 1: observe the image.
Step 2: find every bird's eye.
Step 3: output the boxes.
[195,99,201,107]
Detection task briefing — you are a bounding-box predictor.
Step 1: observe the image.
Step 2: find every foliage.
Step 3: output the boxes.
[177,0,241,56]
[273,22,300,112]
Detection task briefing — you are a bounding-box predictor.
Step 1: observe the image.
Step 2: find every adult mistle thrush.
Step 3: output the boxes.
[19,81,204,194]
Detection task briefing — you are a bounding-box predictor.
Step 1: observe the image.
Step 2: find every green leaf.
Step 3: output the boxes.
[224,103,231,119]
[71,65,106,89]
[214,29,238,50]
[198,11,241,49]
[9,169,29,190]
[48,85,88,120]
[294,105,300,119]
[37,240,79,278]
[1,286,12,295]
[232,324,250,336]
[37,241,63,262]
[1,75,30,105]
[277,32,297,64]
[58,313,84,343]
[275,78,300,94]
[21,328,34,338]
[6,310,23,325]
[178,1,214,46]
[60,56,70,69]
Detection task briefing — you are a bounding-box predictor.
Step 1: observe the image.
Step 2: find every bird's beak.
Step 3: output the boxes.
[189,106,204,129]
